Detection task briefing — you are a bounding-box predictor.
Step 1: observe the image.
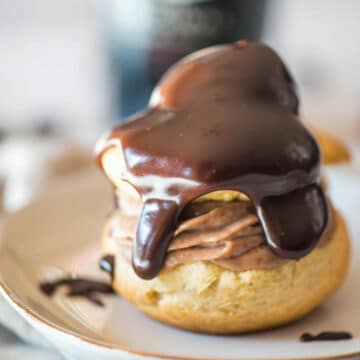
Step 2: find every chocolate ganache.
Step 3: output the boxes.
[96,41,328,279]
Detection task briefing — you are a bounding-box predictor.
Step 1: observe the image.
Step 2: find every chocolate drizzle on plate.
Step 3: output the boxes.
[300,331,353,342]
[40,277,114,307]
[99,254,115,281]
[96,41,329,279]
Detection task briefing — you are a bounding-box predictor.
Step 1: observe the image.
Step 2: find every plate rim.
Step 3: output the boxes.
[1,271,359,360]
[0,174,359,360]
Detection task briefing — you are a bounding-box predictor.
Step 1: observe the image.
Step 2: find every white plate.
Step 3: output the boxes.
[0,169,359,360]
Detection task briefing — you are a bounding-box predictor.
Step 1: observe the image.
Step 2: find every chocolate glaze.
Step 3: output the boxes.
[300,331,353,342]
[95,41,329,279]
[40,277,114,307]
[99,254,115,281]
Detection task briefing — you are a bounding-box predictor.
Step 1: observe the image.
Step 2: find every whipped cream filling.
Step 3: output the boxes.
[107,188,333,272]
[109,200,270,272]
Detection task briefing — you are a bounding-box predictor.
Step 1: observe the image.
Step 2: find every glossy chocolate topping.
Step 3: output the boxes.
[96,41,328,279]
[99,254,115,281]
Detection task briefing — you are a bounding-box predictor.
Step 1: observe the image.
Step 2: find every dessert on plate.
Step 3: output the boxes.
[95,41,350,334]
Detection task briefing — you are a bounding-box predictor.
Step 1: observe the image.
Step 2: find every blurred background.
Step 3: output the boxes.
[0,0,359,211]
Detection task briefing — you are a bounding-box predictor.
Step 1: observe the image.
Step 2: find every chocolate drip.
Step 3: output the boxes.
[134,199,178,278]
[96,41,329,279]
[40,277,114,307]
[300,331,353,342]
[99,254,115,281]
[259,184,328,258]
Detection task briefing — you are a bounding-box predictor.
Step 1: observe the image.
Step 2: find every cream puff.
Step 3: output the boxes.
[95,41,350,334]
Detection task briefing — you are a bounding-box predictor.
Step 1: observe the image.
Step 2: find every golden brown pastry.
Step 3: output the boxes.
[102,207,349,334]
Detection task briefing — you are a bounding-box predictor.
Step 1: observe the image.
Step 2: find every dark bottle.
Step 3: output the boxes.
[104,0,265,119]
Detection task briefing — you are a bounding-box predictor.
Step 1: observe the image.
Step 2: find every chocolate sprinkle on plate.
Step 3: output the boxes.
[40,277,114,307]
[300,331,353,342]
